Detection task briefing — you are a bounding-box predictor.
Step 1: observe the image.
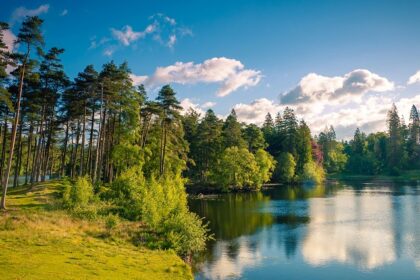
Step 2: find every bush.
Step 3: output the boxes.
[300,161,325,184]
[94,166,210,257]
[141,174,209,258]
[274,152,296,183]
[162,211,209,259]
[62,176,94,209]
[254,149,276,188]
[102,165,146,220]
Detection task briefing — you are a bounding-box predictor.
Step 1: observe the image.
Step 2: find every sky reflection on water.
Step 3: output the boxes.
[190,182,420,280]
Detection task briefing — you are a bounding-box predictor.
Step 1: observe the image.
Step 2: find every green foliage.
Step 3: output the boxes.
[161,211,209,258]
[387,104,406,173]
[104,168,209,257]
[243,124,267,153]
[318,126,347,173]
[222,109,246,149]
[254,149,276,187]
[211,147,260,190]
[300,161,325,184]
[326,142,347,173]
[111,143,144,174]
[62,176,94,209]
[103,165,145,220]
[274,152,296,183]
[296,120,312,174]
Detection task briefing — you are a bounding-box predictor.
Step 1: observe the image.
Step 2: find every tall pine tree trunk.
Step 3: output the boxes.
[25,123,33,185]
[1,54,27,209]
[79,105,87,176]
[60,121,69,177]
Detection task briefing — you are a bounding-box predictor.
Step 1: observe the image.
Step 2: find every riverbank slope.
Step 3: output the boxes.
[0,181,192,280]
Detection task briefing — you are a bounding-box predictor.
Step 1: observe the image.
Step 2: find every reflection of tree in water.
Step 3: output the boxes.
[193,182,420,278]
[189,192,274,240]
[190,184,337,271]
[264,182,342,201]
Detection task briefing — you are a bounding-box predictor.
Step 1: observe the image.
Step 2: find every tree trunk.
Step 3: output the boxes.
[87,106,95,176]
[25,123,33,185]
[60,121,69,177]
[1,52,28,209]
[79,105,87,176]
[13,122,23,187]
[0,116,8,182]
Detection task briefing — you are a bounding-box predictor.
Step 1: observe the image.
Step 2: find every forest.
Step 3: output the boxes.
[1,16,420,261]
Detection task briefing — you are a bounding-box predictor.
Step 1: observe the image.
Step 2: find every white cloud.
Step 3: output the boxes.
[408,70,420,85]
[202,101,216,108]
[60,9,68,16]
[111,25,146,46]
[281,69,394,106]
[138,57,261,97]
[167,34,176,48]
[234,98,284,125]
[2,29,16,52]
[105,13,191,53]
[180,98,205,115]
[1,29,17,74]
[11,4,49,23]
[180,99,220,115]
[129,74,148,85]
[103,47,116,57]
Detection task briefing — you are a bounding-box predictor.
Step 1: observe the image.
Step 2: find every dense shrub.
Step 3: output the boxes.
[274,152,296,183]
[103,167,209,257]
[102,166,145,220]
[300,161,325,184]
[254,149,276,187]
[210,147,275,191]
[62,176,94,209]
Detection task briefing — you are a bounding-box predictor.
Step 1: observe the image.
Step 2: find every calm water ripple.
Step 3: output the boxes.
[189,181,420,280]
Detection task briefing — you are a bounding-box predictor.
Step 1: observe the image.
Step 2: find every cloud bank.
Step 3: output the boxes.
[281,69,394,106]
[131,57,262,97]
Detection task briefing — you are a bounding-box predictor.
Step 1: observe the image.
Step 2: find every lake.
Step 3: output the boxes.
[189,181,420,280]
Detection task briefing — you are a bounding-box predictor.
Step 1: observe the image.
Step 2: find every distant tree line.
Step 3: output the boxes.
[336,104,420,176]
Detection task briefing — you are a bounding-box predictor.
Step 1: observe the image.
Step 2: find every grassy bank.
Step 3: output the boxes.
[328,169,420,182]
[0,181,192,280]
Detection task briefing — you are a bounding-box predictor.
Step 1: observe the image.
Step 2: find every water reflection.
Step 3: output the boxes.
[190,181,420,280]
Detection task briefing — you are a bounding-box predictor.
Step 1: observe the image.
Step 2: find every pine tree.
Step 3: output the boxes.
[281,107,298,158]
[222,109,246,149]
[156,85,183,175]
[243,123,266,153]
[1,16,44,209]
[296,120,312,174]
[195,109,223,181]
[387,104,404,174]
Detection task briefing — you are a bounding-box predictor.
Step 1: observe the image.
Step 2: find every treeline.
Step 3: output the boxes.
[182,107,325,191]
[342,104,419,175]
[312,104,420,176]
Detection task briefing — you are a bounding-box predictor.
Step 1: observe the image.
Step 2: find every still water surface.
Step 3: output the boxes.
[189,181,420,280]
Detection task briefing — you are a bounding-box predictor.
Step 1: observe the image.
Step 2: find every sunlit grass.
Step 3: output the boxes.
[0,181,192,280]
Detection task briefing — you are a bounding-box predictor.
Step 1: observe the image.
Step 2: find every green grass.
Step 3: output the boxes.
[328,169,420,182]
[0,181,192,280]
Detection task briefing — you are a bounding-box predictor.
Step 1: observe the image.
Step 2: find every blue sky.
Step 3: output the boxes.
[2,0,420,138]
